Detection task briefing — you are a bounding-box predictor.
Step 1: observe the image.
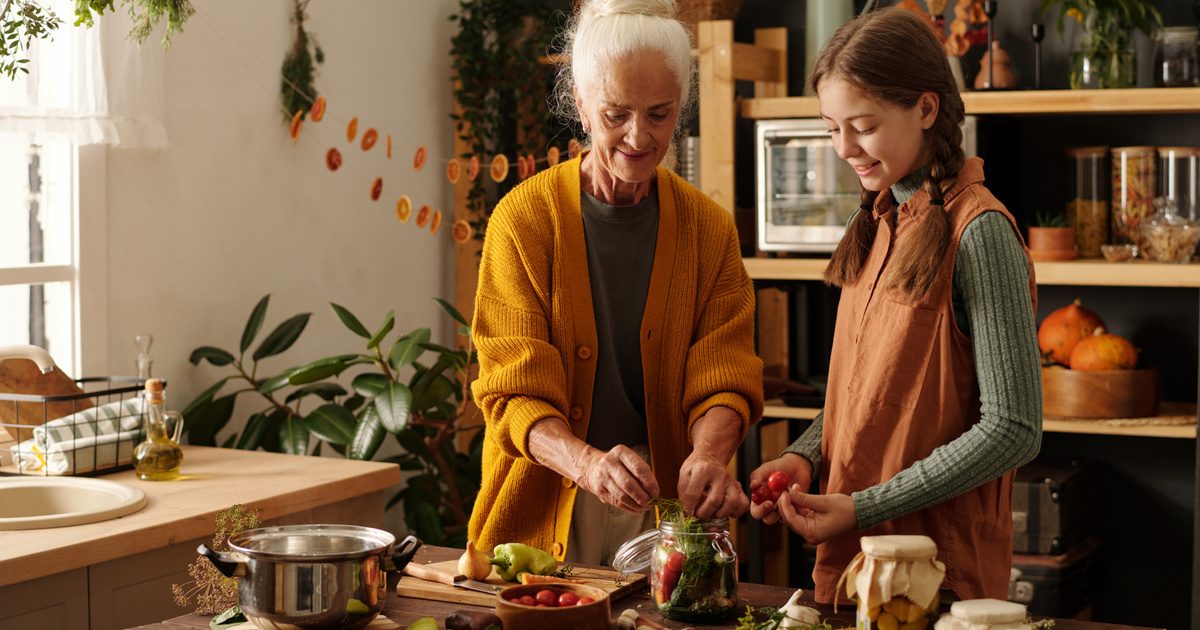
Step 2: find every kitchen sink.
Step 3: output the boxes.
[0,476,147,530]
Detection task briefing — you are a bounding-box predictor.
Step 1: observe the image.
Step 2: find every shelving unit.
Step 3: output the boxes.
[695,20,1200,626]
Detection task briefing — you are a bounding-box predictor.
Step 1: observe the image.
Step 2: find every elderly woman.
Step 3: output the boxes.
[467,0,763,566]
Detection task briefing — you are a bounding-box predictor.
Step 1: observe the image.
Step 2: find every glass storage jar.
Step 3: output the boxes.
[1111,146,1157,253]
[934,600,1032,630]
[1067,146,1109,258]
[1153,26,1200,87]
[1158,146,1200,220]
[1139,198,1200,263]
[843,535,945,630]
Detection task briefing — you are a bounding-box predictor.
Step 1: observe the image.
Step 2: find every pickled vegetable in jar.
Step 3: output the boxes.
[651,516,738,622]
[934,599,1031,630]
[1111,146,1157,252]
[841,535,945,630]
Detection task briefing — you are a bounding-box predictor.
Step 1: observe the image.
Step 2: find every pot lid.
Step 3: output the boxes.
[227,524,396,561]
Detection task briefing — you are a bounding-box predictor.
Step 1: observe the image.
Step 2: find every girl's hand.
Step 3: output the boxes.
[576,444,660,513]
[748,453,813,525]
[775,488,857,544]
[678,451,750,519]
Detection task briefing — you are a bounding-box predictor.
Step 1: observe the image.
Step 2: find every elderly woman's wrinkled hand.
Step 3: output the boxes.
[677,452,750,519]
[576,444,661,513]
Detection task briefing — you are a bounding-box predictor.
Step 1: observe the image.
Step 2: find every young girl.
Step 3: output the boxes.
[748,8,1041,603]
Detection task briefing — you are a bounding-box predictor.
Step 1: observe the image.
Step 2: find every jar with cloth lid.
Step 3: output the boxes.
[840,535,945,630]
[934,599,1032,630]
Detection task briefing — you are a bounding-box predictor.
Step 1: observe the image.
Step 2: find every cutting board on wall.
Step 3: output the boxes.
[396,559,646,608]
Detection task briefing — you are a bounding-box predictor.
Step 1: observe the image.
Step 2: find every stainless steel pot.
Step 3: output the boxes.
[199,524,421,630]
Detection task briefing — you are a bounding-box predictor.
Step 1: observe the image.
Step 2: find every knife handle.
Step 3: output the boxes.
[403,562,459,586]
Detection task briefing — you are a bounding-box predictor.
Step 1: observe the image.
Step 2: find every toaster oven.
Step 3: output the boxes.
[755,117,977,252]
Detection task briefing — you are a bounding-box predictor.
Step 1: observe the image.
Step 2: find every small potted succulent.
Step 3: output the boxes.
[1028,210,1077,261]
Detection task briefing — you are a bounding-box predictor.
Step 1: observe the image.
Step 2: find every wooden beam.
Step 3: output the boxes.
[698,20,736,214]
[750,28,788,98]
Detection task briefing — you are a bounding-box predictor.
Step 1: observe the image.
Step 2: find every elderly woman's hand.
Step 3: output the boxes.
[677,451,750,519]
[575,444,661,513]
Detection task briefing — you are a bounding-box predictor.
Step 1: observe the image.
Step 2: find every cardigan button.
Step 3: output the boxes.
[552,541,565,556]
[577,345,592,360]
[561,477,576,489]
[570,406,583,420]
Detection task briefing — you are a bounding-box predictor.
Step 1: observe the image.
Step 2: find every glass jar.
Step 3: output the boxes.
[1158,146,1200,220]
[1111,146,1157,252]
[613,516,737,622]
[843,535,944,630]
[1153,26,1200,87]
[1139,198,1200,263]
[934,600,1032,630]
[1067,146,1109,258]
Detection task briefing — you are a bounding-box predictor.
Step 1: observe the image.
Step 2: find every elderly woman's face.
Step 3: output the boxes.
[576,52,681,186]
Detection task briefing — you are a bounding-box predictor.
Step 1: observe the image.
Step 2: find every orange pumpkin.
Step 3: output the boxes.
[1069,328,1138,371]
[1037,299,1105,366]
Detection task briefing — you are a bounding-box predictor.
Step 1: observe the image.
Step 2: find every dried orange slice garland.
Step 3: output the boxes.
[452,220,473,244]
[430,209,443,234]
[386,133,392,159]
[413,146,427,172]
[361,128,378,151]
[310,96,326,122]
[289,110,303,143]
[446,158,461,184]
[415,205,432,228]
[370,177,383,201]
[467,155,480,182]
[567,138,582,159]
[547,146,561,167]
[325,148,343,171]
[396,195,413,223]
[346,117,359,143]
[490,154,509,183]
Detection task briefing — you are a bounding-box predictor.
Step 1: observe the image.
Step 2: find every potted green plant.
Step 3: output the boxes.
[1040,0,1161,89]
[1029,210,1078,261]
[184,295,480,546]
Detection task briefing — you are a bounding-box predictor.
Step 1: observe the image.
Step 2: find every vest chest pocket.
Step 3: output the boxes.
[848,298,943,410]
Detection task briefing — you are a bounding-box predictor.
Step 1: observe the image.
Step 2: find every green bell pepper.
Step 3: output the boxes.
[490,543,558,582]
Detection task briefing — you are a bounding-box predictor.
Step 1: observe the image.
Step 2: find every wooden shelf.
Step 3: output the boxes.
[744,257,1200,288]
[763,403,1195,439]
[742,87,1200,119]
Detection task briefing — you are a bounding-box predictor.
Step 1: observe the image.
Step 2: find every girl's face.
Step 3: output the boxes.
[817,76,938,193]
[576,52,681,186]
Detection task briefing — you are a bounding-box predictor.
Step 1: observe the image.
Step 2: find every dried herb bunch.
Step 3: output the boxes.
[171,504,261,615]
[280,0,323,123]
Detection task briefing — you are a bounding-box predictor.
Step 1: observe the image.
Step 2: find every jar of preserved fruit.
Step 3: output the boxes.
[843,535,945,630]
[1111,146,1157,253]
[1067,146,1109,258]
[1158,146,1200,220]
[934,599,1032,630]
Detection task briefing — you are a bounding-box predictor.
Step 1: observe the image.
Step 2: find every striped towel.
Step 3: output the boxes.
[10,396,146,475]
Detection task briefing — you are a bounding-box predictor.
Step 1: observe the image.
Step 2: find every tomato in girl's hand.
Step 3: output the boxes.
[535,589,558,607]
[768,471,791,493]
[557,591,579,607]
[576,597,595,606]
[750,485,771,505]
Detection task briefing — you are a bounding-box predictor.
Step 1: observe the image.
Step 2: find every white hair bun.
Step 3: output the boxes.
[580,0,676,22]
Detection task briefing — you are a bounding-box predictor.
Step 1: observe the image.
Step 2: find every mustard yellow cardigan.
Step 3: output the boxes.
[466,156,764,559]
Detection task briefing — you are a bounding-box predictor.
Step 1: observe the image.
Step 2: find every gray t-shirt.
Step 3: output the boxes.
[580,189,659,450]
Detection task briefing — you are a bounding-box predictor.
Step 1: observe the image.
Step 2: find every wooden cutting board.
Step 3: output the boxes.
[396,559,646,608]
[0,361,93,443]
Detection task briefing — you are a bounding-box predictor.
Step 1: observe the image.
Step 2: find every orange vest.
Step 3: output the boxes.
[814,158,1036,603]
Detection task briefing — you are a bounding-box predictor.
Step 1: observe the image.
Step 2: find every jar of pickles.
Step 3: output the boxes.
[843,535,945,630]
[1158,146,1200,220]
[1067,146,1109,258]
[1111,146,1157,253]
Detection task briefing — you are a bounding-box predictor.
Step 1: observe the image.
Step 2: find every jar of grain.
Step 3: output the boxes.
[1067,146,1108,258]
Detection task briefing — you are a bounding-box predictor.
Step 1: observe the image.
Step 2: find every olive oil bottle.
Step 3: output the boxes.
[134,378,184,480]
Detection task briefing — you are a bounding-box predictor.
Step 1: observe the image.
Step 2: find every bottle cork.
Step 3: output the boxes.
[145,378,165,402]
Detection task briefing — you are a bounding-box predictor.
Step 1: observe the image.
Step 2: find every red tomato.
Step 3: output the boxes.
[750,485,769,504]
[535,589,557,607]
[517,595,537,606]
[557,591,579,607]
[576,596,595,606]
[665,551,685,574]
[768,471,791,493]
[661,571,679,600]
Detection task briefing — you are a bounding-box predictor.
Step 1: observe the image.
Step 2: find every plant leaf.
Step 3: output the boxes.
[303,403,356,445]
[388,328,431,371]
[352,373,390,398]
[185,394,237,446]
[259,367,301,394]
[349,406,387,460]
[367,310,396,350]
[285,382,347,403]
[240,295,270,353]
[287,355,357,385]
[434,297,469,326]
[183,377,231,417]
[236,412,269,450]
[330,303,371,338]
[189,346,235,366]
[409,502,444,545]
[253,313,311,361]
[279,415,310,455]
[375,382,412,433]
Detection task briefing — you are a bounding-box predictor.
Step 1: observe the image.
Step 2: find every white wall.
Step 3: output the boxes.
[100,0,458,429]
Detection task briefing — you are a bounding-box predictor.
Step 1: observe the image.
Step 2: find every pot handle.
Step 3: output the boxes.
[198,543,248,578]
[384,535,423,572]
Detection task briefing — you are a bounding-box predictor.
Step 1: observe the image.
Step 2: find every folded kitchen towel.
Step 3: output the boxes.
[9,396,145,475]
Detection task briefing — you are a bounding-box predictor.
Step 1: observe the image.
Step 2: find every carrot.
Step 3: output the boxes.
[517,573,585,585]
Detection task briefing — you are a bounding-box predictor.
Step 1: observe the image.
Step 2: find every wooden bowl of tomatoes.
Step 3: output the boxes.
[495,583,611,630]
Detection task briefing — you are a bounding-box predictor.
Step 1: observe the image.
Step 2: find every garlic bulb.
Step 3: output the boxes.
[779,589,822,628]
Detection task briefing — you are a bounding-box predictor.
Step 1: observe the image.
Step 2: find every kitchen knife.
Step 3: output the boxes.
[402,562,503,594]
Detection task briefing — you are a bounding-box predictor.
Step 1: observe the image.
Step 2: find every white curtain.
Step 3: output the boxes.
[0,0,167,148]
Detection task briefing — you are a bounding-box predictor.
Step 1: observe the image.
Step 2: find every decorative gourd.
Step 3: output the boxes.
[1037,299,1106,365]
[1068,328,1138,371]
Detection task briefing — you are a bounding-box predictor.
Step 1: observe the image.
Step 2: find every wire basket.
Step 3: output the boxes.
[0,377,155,477]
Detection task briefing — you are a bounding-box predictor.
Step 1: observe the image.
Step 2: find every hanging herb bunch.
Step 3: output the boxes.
[74,0,195,47]
[280,0,322,124]
[0,0,62,79]
[449,0,560,246]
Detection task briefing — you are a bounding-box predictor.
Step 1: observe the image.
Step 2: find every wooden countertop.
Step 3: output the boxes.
[130,545,1159,630]
[0,445,400,588]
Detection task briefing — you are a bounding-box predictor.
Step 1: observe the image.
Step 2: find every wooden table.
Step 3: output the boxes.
[129,545,1158,630]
